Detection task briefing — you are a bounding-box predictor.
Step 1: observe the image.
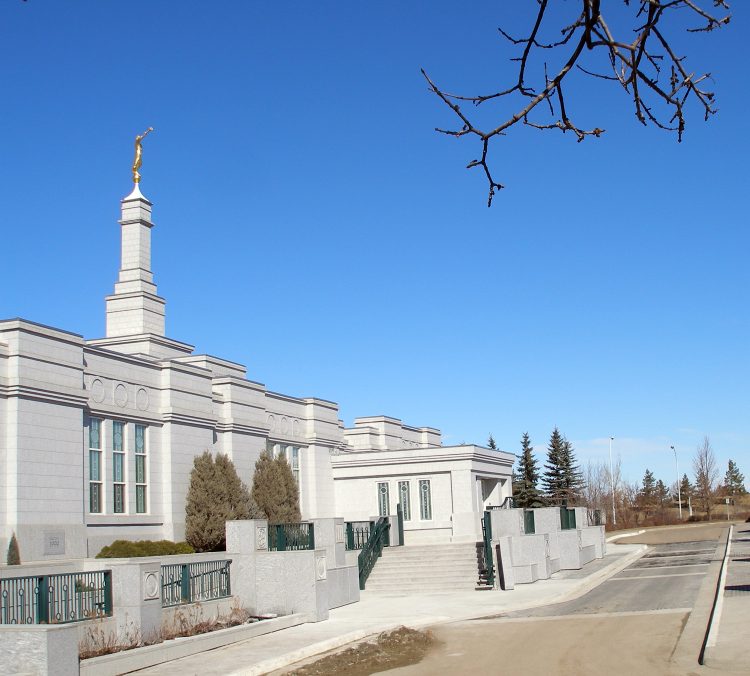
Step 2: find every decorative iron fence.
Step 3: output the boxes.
[0,570,112,624]
[357,516,390,590]
[267,523,315,551]
[161,559,232,607]
[345,521,373,551]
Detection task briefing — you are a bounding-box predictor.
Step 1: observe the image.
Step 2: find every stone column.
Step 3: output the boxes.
[225,519,269,612]
[101,558,163,641]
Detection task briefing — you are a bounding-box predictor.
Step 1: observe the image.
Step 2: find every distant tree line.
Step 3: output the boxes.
[496,431,747,526]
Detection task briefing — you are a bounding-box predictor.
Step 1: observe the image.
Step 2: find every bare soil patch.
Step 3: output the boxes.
[284,627,436,676]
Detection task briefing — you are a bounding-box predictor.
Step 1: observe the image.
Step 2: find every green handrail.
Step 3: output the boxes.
[481,511,495,587]
[357,517,390,590]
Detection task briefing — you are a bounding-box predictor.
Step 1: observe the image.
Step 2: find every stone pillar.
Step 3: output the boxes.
[0,624,79,676]
[225,519,268,612]
[105,185,166,338]
[311,518,346,567]
[104,559,163,641]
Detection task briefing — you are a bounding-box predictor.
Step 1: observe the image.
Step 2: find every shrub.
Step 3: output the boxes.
[251,450,301,524]
[185,451,261,552]
[96,539,194,558]
[687,514,705,523]
[6,532,21,565]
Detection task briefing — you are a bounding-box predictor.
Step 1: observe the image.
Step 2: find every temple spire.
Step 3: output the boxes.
[104,186,166,337]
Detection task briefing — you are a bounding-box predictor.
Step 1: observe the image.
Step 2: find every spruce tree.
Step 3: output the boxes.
[655,479,669,507]
[487,435,497,450]
[185,451,255,552]
[542,428,566,504]
[513,432,544,507]
[559,437,585,505]
[724,459,747,496]
[640,469,656,509]
[6,532,21,565]
[679,473,692,504]
[251,450,301,523]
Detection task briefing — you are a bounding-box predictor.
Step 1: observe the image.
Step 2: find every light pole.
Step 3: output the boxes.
[609,436,616,527]
[671,445,683,521]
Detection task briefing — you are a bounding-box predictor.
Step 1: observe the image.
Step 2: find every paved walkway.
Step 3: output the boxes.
[704,521,750,673]
[133,544,645,676]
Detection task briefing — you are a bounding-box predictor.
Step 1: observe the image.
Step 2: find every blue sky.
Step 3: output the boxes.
[2,1,747,487]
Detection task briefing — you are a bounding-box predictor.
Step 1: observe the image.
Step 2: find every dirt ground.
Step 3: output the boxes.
[613,521,730,545]
[280,627,436,676]
[388,613,690,676]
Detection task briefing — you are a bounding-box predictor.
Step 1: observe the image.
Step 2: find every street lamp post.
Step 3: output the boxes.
[671,445,683,521]
[609,436,616,527]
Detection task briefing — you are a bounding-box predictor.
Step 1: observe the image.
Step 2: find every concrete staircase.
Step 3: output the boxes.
[363,542,482,593]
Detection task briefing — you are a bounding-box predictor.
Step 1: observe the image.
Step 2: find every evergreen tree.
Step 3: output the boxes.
[6,532,20,565]
[640,469,656,511]
[513,432,544,507]
[724,459,747,496]
[559,437,585,505]
[251,450,302,523]
[542,428,566,504]
[655,479,669,507]
[487,434,497,450]
[679,473,693,504]
[185,451,256,552]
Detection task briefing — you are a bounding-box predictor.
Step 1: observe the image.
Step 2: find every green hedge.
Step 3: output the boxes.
[95,539,195,558]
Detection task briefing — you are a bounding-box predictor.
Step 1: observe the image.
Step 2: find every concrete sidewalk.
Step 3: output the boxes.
[132,544,645,676]
[703,522,750,674]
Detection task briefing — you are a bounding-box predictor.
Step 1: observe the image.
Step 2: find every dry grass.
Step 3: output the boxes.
[78,600,254,660]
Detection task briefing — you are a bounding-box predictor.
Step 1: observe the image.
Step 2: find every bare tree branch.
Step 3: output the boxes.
[422,0,731,206]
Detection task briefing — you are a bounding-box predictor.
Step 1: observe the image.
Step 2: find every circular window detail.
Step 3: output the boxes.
[114,383,128,408]
[136,388,149,411]
[90,378,105,404]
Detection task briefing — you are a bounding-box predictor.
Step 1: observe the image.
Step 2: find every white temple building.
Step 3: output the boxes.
[0,179,514,561]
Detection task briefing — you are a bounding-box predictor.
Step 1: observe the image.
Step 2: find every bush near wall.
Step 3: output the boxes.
[95,540,194,558]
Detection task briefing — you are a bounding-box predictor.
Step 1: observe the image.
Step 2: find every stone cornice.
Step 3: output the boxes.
[1,383,87,407]
[0,318,85,345]
[331,445,515,469]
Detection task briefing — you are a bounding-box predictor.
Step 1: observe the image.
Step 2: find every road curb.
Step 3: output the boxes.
[671,525,732,673]
[606,529,645,543]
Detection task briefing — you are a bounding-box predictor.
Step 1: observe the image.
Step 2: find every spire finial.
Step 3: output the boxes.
[131,127,154,184]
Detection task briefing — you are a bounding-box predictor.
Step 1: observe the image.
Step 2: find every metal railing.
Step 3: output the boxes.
[357,517,390,590]
[345,521,373,551]
[161,559,232,607]
[267,523,315,551]
[480,511,495,587]
[0,570,112,624]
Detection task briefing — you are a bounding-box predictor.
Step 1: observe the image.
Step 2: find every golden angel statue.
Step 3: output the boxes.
[132,127,154,183]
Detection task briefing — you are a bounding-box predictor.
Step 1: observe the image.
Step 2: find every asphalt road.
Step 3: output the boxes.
[393,523,723,676]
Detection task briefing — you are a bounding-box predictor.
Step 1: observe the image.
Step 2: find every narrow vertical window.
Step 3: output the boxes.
[419,479,432,520]
[291,446,300,485]
[113,421,125,513]
[398,481,411,520]
[135,424,147,513]
[89,418,102,513]
[377,482,390,517]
